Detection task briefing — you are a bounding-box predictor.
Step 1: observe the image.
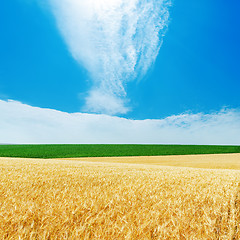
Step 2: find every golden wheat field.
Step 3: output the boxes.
[0,155,240,239]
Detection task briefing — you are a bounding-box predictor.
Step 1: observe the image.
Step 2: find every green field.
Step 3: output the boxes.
[0,144,239,158]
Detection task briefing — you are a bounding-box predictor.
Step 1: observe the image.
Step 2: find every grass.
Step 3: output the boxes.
[0,144,240,158]
[0,157,240,239]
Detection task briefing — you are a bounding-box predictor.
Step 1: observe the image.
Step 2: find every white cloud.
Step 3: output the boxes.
[0,99,240,145]
[84,90,129,115]
[48,0,171,114]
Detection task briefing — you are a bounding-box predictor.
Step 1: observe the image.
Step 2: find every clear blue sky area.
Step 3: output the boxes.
[0,0,239,119]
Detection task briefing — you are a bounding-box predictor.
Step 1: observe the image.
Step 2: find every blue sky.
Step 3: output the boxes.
[0,0,239,144]
[1,0,240,119]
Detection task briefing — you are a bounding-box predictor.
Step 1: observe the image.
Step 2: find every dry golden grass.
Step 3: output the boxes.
[0,156,240,239]
[62,153,240,170]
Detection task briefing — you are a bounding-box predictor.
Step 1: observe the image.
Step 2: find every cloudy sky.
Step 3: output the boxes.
[0,0,239,144]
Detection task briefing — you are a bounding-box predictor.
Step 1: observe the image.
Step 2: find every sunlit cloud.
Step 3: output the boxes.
[48,0,171,114]
[1,99,239,144]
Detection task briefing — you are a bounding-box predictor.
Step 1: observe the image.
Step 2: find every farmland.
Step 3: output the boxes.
[0,144,239,158]
[0,155,240,239]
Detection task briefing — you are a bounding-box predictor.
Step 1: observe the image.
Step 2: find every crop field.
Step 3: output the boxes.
[0,155,240,239]
[63,153,240,170]
[0,144,239,158]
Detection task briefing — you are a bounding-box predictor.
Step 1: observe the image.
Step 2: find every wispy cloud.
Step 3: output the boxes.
[48,0,171,114]
[1,99,239,144]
